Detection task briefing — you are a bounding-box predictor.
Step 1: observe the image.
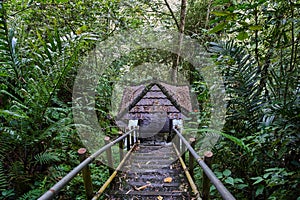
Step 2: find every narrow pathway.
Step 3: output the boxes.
[107,143,192,199]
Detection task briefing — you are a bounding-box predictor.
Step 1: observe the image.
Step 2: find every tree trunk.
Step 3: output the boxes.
[171,0,187,83]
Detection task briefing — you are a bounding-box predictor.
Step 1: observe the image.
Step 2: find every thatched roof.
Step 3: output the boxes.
[117,80,192,120]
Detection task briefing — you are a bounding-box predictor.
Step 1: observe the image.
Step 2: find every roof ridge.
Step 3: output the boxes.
[116,82,191,120]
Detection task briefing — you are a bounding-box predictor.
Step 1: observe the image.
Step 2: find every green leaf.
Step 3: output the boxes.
[1,189,14,197]
[215,171,223,179]
[209,22,228,34]
[237,31,249,41]
[251,176,264,185]
[0,162,9,190]
[239,21,249,27]
[225,177,234,185]
[236,184,248,189]
[249,25,263,31]
[263,172,272,179]
[34,152,61,165]
[211,11,232,16]
[234,178,244,183]
[255,185,264,196]
[0,109,28,119]
[264,167,283,172]
[223,169,232,177]
[198,129,249,152]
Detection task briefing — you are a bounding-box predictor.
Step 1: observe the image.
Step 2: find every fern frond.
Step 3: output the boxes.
[0,131,11,159]
[0,2,21,79]
[198,128,249,152]
[34,152,61,165]
[19,188,43,200]
[0,161,9,190]
[48,165,68,182]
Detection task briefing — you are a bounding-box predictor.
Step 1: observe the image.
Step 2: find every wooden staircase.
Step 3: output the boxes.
[106,143,192,199]
[38,128,235,200]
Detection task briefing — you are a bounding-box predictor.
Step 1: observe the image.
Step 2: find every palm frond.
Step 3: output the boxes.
[210,41,262,133]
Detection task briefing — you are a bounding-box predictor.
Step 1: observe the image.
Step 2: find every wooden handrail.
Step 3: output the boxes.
[91,144,137,200]
[38,128,137,200]
[172,127,236,200]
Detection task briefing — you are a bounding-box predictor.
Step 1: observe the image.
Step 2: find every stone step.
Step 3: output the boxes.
[126,164,171,169]
[109,190,190,200]
[127,180,181,188]
[128,160,176,166]
[126,174,182,181]
[130,152,175,157]
[131,155,176,160]
[133,149,174,155]
[125,168,181,174]
[137,144,173,149]
[107,143,191,200]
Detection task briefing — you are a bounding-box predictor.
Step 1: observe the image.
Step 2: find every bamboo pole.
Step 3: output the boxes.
[173,144,201,199]
[78,148,94,200]
[202,151,213,200]
[92,144,136,200]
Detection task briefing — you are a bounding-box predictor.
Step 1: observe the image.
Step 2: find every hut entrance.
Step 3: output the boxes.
[116,80,192,143]
[138,115,172,143]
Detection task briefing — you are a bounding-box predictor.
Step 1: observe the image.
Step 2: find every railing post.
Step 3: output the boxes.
[78,148,94,200]
[189,137,196,178]
[203,151,213,200]
[119,131,124,162]
[104,136,114,175]
[134,126,139,144]
[126,131,131,151]
[131,126,135,146]
[174,126,180,151]
[136,126,140,143]
[181,139,186,163]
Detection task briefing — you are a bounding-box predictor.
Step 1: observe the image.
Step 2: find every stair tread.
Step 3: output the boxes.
[110,190,187,196]
[126,174,182,180]
[127,181,181,187]
[107,143,191,199]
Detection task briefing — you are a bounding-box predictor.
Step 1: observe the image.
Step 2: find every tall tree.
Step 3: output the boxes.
[171,0,187,83]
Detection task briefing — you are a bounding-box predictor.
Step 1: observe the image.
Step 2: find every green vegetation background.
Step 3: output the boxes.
[0,0,299,199]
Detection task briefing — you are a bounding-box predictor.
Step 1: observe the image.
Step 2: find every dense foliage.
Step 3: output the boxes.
[205,0,300,199]
[0,0,299,199]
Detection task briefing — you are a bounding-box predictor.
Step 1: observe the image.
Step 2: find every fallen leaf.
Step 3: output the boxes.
[164,177,172,183]
[157,196,163,200]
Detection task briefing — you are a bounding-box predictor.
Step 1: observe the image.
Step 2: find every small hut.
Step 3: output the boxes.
[116,80,193,142]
